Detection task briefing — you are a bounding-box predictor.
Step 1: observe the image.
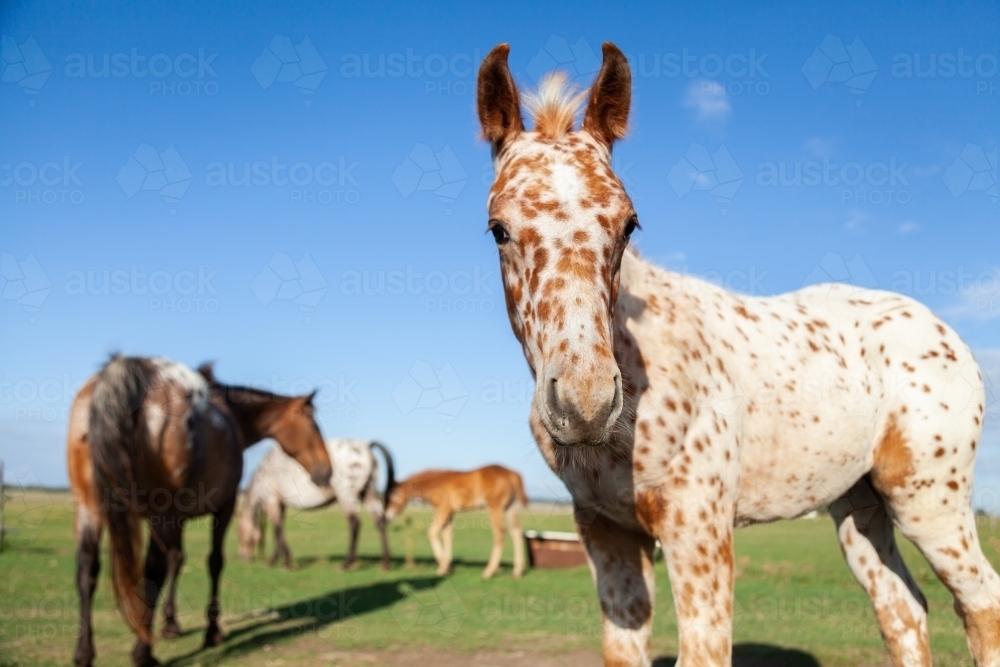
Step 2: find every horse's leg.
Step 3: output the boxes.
[375,512,392,571]
[365,490,392,571]
[577,509,656,667]
[505,505,524,578]
[160,531,185,639]
[131,522,175,667]
[268,503,286,568]
[73,505,102,667]
[204,498,235,648]
[832,478,930,666]
[482,507,505,579]
[888,489,1000,666]
[342,511,361,570]
[427,510,449,575]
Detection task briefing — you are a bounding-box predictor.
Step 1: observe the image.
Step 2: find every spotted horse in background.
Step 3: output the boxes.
[476,42,995,667]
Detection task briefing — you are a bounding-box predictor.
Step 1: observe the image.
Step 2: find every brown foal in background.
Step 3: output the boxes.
[385,464,528,579]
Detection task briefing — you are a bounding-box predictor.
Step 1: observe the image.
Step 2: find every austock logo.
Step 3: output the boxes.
[1,35,52,105]
[392,144,468,215]
[251,253,328,320]
[527,35,600,85]
[667,143,744,214]
[64,47,219,96]
[1,157,85,205]
[1,252,52,322]
[943,144,997,205]
[252,35,327,103]
[391,361,468,426]
[116,143,193,213]
[802,35,878,106]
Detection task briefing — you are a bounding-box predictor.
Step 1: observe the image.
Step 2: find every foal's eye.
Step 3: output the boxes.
[623,215,640,240]
[488,221,510,246]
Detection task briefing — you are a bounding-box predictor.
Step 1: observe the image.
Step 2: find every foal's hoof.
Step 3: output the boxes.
[161,620,182,639]
[341,559,357,571]
[380,560,392,572]
[203,627,225,648]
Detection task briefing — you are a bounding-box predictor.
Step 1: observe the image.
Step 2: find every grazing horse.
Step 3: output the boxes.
[67,356,332,667]
[385,465,527,579]
[477,43,996,667]
[237,438,396,570]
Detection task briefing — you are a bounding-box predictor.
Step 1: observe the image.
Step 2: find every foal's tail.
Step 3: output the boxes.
[512,472,529,508]
[89,355,152,642]
[369,441,396,510]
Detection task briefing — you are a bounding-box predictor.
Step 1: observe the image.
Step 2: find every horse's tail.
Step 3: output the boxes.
[88,354,152,642]
[368,441,396,510]
[512,472,529,508]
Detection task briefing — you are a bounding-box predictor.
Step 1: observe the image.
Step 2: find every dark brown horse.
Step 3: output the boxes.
[67,355,332,667]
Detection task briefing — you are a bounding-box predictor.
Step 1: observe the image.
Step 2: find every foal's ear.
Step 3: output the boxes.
[582,43,631,148]
[477,44,524,151]
[303,390,318,406]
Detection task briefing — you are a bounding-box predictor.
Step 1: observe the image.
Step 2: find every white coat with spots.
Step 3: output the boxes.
[477,43,996,667]
[239,438,395,570]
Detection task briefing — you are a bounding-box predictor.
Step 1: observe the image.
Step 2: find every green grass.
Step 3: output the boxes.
[2,490,998,666]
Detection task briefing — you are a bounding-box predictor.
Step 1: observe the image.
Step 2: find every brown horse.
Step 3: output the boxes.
[385,465,527,578]
[68,355,332,667]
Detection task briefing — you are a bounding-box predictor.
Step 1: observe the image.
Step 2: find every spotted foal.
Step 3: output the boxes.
[478,43,997,667]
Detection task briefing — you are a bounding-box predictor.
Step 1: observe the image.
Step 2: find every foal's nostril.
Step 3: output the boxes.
[547,377,565,424]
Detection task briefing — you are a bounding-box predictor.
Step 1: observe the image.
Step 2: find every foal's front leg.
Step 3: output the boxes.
[635,417,739,667]
[577,510,656,667]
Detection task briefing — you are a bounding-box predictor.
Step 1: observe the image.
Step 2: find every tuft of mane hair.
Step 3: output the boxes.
[523,71,587,142]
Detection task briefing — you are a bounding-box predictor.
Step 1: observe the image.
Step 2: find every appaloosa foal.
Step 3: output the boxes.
[477,42,997,667]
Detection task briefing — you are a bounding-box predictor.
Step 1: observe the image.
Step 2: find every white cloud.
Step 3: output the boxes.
[682,80,731,124]
[897,221,920,235]
[942,269,1000,321]
[803,136,837,158]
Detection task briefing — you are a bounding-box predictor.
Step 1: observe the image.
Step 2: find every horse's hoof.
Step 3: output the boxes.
[131,643,161,667]
[161,621,182,639]
[203,628,225,648]
[380,561,391,572]
[73,647,95,667]
[341,560,357,571]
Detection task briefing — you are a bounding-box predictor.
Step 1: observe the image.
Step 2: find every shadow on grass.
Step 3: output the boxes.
[654,643,820,667]
[163,576,443,666]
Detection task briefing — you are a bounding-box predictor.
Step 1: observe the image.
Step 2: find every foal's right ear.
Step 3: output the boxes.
[477,44,524,151]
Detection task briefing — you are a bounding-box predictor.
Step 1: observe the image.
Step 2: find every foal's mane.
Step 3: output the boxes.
[523,71,587,142]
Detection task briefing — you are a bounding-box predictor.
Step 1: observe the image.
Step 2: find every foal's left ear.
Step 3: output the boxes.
[583,43,631,148]
[303,390,318,406]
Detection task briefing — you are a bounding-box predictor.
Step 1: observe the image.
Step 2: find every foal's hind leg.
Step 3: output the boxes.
[482,506,506,579]
[161,531,185,639]
[832,478,930,666]
[505,504,524,578]
[890,490,1000,666]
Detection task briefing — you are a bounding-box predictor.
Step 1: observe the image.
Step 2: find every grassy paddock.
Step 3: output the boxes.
[2,490,998,666]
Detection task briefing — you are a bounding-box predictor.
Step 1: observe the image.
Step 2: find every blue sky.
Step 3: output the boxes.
[1,0,998,505]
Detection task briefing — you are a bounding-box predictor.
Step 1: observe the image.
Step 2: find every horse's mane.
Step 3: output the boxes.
[523,71,587,142]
